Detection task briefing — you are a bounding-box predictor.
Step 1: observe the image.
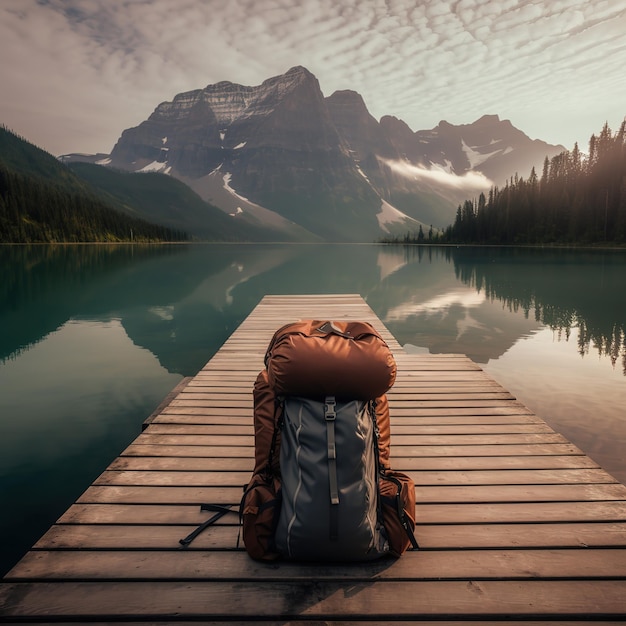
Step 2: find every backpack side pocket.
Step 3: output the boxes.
[379,470,419,556]
[241,474,281,561]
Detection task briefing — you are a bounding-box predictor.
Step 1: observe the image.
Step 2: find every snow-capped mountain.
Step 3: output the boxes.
[94,66,565,241]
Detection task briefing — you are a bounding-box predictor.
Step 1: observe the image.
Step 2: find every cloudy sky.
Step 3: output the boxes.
[2,0,625,156]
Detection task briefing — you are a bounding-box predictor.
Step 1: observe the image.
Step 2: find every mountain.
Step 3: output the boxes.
[0,126,300,242]
[77,67,566,241]
[67,162,308,242]
[376,113,565,228]
[410,114,561,185]
[106,67,417,241]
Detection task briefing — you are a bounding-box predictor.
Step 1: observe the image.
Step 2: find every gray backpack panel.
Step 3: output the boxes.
[275,396,389,561]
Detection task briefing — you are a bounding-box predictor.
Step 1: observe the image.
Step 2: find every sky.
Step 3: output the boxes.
[1,0,625,157]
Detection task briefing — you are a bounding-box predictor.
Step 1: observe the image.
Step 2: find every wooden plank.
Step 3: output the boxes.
[166,398,530,408]
[33,524,240,550]
[56,501,626,526]
[142,421,558,435]
[59,500,626,525]
[8,549,626,581]
[148,418,552,432]
[93,470,252,486]
[76,485,241,504]
[185,379,507,389]
[131,432,570,446]
[2,580,626,618]
[414,501,626,524]
[75,483,626,505]
[108,453,600,472]
[109,456,254,472]
[33,522,626,550]
[157,411,541,423]
[56,503,233,525]
[384,455,601,470]
[93,468,618,488]
[411,469,617,485]
[159,405,536,417]
[414,522,626,548]
[413,483,626,502]
[176,391,517,401]
[119,442,586,458]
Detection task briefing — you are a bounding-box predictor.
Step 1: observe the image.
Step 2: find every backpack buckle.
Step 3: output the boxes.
[324,396,337,421]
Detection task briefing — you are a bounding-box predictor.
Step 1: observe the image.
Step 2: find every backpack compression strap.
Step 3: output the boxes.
[324,396,340,540]
[178,504,235,547]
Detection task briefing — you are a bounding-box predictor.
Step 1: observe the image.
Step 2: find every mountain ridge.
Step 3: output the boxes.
[63,66,566,241]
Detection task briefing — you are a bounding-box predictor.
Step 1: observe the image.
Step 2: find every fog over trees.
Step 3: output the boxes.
[443,120,626,245]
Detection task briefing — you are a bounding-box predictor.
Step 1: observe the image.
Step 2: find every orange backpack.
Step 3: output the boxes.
[240,321,418,560]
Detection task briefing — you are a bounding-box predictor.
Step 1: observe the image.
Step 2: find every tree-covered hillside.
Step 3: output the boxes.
[0,126,186,243]
[68,162,277,241]
[444,120,626,245]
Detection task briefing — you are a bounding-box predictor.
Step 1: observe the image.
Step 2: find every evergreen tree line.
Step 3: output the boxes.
[0,163,188,243]
[383,120,626,245]
[445,120,626,244]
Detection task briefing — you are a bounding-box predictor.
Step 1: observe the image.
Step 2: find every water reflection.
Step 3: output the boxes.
[365,247,542,363]
[2,244,626,375]
[1,244,190,365]
[449,247,626,373]
[354,245,626,371]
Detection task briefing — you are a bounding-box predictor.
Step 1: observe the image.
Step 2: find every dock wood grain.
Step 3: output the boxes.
[2,294,626,623]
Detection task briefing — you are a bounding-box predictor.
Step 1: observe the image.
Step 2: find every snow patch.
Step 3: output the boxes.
[461,140,501,168]
[230,207,244,216]
[503,146,513,155]
[138,160,169,173]
[356,165,371,183]
[233,142,247,149]
[96,157,111,165]
[161,136,168,144]
[223,173,255,204]
[220,131,226,141]
[377,199,411,233]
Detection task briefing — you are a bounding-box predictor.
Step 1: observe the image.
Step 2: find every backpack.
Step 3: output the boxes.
[240,320,418,561]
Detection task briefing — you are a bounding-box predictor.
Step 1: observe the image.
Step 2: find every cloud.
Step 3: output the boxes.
[380,158,493,192]
[1,0,626,155]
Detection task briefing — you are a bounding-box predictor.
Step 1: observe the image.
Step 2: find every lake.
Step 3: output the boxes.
[1,242,626,576]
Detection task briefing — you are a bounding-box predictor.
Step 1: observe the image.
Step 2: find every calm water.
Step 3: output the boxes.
[1,243,626,575]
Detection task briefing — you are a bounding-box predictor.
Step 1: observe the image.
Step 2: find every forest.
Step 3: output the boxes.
[0,126,187,243]
[390,120,626,246]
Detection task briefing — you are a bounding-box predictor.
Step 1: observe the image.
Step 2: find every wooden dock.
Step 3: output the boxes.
[2,294,626,623]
